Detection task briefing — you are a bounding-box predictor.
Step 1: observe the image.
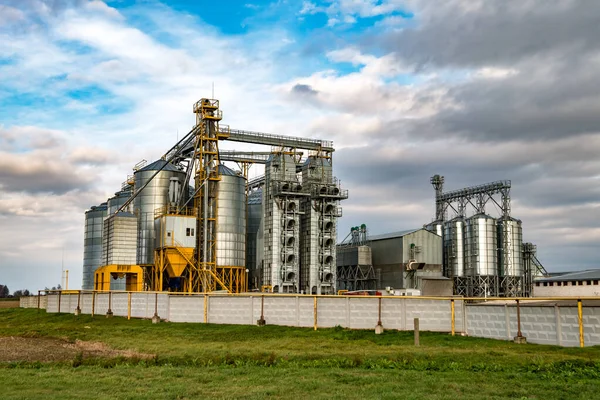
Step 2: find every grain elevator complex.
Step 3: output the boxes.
[83,98,546,297]
[84,98,346,295]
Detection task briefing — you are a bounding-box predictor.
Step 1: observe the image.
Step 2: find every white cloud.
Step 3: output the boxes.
[474,67,519,79]
[0,5,26,25]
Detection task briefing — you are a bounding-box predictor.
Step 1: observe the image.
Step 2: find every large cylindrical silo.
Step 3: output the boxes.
[133,160,186,265]
[107,187,132,215]
[443,217,465,277]
[465,214,497,276]
[82,203,108,290]
[216,165,246,268]
[497,217,523,277]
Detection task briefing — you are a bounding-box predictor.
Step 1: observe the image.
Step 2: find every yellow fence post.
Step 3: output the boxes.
[578,299,584,348]
[204,294,208,324]
[451,299,455,336]
[313,296,318,331]
[127,292,132,320]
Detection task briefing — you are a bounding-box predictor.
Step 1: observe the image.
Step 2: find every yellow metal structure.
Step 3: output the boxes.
[189,98,246,293]
[94,264,144,291]
[125,99,249,294]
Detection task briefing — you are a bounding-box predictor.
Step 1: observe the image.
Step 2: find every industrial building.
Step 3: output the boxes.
[533,270,600,297]
[82,98,347,294]
[424,175,547,297]
[336,226,447,295]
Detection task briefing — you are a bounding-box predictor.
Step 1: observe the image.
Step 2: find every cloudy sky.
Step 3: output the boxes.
[1,0,599,291]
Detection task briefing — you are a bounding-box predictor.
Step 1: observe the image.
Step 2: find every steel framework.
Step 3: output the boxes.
[522,242,548,297]
[431,175,517,297]
[336,225,376,291]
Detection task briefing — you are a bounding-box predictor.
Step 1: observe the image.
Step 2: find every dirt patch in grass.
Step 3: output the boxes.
[0,337,154,363]
[0,301,20,309]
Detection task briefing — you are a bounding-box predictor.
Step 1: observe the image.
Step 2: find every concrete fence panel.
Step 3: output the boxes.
[34,292,600,347]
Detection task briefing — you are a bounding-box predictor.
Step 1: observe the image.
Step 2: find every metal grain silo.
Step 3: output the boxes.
[465,214,497,276]
[497,217,523,277]
[107,187,132,215]
[443,217,465,277]
[216,165,246,268]
[133,160,186,265]
[82,203,107,290]
[425,221,443,237]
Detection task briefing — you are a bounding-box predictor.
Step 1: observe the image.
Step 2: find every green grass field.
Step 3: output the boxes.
[1,308,599,399]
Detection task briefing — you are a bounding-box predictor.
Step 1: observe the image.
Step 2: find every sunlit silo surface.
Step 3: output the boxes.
[465,214,497,276]
[443,217,465,278]
[216,164,246,268]
[497,217,523,277]
[133,160,186,265]
[82,203,108,290]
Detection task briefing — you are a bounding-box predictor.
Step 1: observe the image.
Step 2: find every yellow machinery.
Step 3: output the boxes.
[94,264,144,291]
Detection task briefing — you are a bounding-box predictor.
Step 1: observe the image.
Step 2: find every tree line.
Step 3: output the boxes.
[0,284,63,298]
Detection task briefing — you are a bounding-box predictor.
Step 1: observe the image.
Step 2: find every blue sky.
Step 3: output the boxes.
[1,0,600,292]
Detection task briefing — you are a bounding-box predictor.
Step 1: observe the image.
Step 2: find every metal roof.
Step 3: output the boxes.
[535,269,600,282]
[217,164,241,177]
[248,189,262,205]
[138,159,180,172]
[369,228,422,241]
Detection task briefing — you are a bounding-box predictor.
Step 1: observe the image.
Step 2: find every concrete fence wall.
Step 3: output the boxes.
[39,293,600,347]
[20,296,47,309]
[44,293,465,334]
[467,304,600,347]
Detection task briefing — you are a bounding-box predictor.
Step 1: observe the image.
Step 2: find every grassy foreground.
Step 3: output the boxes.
[1,308,599,399]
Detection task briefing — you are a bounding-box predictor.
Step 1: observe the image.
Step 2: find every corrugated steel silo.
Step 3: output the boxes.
[425,221,443,237]
[82,203,108,290]
[133,160,186,265]
[107,188,132,215]
[497,217,523,277]
[443,217,465,277]
[465,214,497,276]
[216,165,246,268]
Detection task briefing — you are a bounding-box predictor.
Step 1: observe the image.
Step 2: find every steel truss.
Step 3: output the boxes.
[431,175,518,297]
[336,264,377,291]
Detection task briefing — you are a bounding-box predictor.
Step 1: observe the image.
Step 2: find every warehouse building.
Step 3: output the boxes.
[533,270,600,297]
[369,228,443,291]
